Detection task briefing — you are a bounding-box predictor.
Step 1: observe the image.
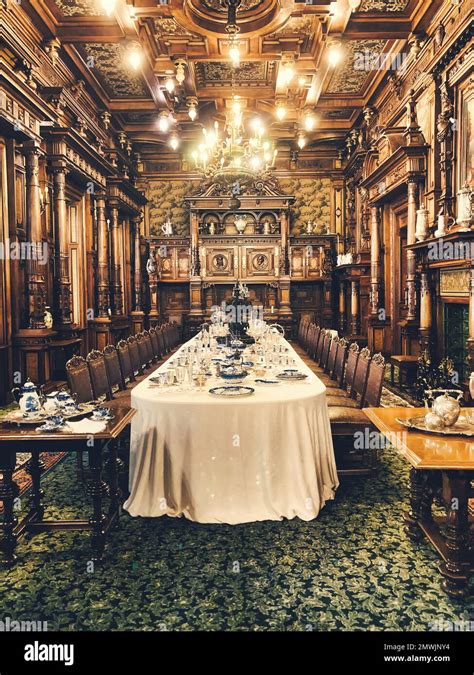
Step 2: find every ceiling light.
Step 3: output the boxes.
[126,42,143,71]
[304,111,316,132]
[158,111,170,133]
[328,42,343,67]
[187,97,198,121]
[175,60,186,85]
[298,75,307,87]
[281,58,295,85]
[348,0,362,9]
[276,102,286,121]
[229,41,241,68]
[250,156,262,171]
[169,135,180,151]
[101,0,116,15]
[165,77,175,94]
[231,97,241,114]
[297,135,306,150]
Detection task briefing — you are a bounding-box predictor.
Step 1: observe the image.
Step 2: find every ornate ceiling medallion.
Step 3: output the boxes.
[184,0,280,35]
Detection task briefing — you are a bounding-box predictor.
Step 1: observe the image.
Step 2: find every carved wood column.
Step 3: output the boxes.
[419,271,432,355]
[467,266,474,375]
[51,162,71,326]
[350,280,359,336]
[406,176,418,321]
[278,210,292,321]
[24,142,46,329]
[338,282,345,332]
[436,74,455,226]
[131,214,144,333]
[369,205,381,317]
[96,192,110,318]
[109,203,123,316]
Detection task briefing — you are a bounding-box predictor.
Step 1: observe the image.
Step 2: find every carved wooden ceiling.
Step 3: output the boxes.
[34,0,439,157]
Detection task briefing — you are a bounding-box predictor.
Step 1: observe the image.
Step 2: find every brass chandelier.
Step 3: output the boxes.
[190,0,277,181]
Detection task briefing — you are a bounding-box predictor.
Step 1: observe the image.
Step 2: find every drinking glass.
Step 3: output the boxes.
[196,372,206,391]
[166,369,175,386]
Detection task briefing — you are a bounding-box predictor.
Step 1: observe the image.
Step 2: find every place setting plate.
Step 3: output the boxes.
[254,379,281,386]
[208,385,255,398]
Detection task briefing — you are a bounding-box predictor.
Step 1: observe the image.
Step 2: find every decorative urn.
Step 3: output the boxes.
[234,216,247,235]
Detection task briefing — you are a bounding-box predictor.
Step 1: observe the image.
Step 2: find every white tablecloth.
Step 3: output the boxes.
[123,336,339,524]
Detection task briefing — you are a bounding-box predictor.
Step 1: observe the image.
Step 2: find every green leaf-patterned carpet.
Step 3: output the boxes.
[0,449,471,631]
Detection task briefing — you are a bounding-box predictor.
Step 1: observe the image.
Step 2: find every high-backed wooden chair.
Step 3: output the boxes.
[127,335,143,377]
[315,328,327,364]
[313,330,332,372]
[66,355,95,403]
[325,342,359,401]
[103,345,126,393]
[362,353,385,407]
[310,325,321,360]
[135,333,149,371]
[87,350,112,401]
[117,340,135,385]
[321,337,349,389]
[149,327,161,360]
[156,328,166,357]
[327,346,370,408]
[143,330,155,365]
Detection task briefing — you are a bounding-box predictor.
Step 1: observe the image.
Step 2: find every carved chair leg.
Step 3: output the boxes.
[439,471,471,598]
[0,450,20,566]
[26,452,45,520]
[87,446,109,563]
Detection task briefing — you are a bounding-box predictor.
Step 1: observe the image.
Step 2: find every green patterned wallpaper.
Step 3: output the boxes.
[148,177,331,237]
[148,180,200,236]
[279,177,331,235]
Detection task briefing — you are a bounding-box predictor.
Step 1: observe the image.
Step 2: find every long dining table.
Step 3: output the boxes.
[123,333,339,524]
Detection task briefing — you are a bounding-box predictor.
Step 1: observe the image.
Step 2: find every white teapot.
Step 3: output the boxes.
[12,379,42,414]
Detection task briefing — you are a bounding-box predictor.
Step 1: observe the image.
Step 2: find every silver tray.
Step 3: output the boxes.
[208,386,255,398]
[276,370,308,381]
[396,414,474,437]
[2,402,100,426]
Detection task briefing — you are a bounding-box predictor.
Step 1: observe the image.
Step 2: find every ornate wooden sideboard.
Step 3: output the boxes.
[147,175,337,335]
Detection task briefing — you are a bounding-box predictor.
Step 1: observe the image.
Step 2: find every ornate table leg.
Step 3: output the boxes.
[87,446,109,562]
[0,449,20,566]
[106,440,122,520]
[26,452,45,520]
[439,470,470,599]
[404,468,432,540]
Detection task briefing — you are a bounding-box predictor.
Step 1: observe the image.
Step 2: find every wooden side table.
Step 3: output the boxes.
[389,355,419,388]
[364,407,473,598]
[0,405,134,566]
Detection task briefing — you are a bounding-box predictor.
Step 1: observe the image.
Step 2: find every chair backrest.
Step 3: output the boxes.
[103,345,125,392]
[66,355,94,403]
[363,353,385,407]
[143,330,155,364]
[344,342,360,394]
[117,340,135,383]
[135,333,149,370]
[149,327,161,359]
[311,325,321,360]
[156,328,166,356]
[87,350,112,400]
[301,320,310,348]
[298,317,307,343]
[127,335,143,375]
[333,337,348,386]
[316,329,327,363]
[161,324,170,352]
[351,347,371,405]
[320,332,332,371]
[325,336,339,377]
